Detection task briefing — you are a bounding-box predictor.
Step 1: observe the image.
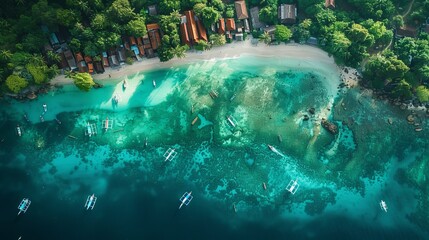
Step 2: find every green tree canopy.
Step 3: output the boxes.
[416,85,429,102]
[6,74,28,93]
[363,53,409,88]
[56,9,80,28]
[108,0,136,24]
[275,25,292,43]
[391,79,412,99]
[71,72,95,91]
[26,63,47,84]
[200,6,220,28]
[126,17,147,37]
[158,0,180,15]
[209,34,226,46]
[259,5,277,25]
[293,19,311,43]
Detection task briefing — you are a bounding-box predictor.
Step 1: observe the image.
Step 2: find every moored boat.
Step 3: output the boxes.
[17,198,31,215]
[179,191,193,209]
[16,125,22,137]
[380,200,388,212]
[84,194,97,210]
[123,79,128,90]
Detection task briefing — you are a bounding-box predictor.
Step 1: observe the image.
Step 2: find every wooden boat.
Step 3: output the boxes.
[191,116,199,125]
[123,79,128,90]
[278,134,282,142]
[286,179,299,195]
[380,200,388,212]
[17,198,31,215]
[226,115,236,128]
[16,125,22,137]
[179,191,193,209]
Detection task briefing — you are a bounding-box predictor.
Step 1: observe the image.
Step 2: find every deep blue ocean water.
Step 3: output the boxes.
[0,55,428,240]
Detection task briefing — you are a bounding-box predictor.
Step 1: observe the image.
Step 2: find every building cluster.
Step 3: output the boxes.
[44,0,341,75]
[44,21,162,74]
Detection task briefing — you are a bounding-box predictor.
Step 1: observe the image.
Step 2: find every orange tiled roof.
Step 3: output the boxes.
[196,18,207,41]
[219,18,225,34]
[226,18,236,31]
[147,23,160,31]
[185,11,199,43]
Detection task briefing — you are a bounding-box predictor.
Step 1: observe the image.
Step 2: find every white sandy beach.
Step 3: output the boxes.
[51,39,341,86]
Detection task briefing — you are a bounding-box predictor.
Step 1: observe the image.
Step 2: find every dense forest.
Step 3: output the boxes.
[0,0,429,104]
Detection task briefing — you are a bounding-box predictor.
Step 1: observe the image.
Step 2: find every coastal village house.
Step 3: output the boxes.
[250,7,263,30]
[234,0,250,35]
[278,4,297,24]
[325,0,335,9]
[63,49,77,70]
[218,18,226,35]
[146,23,162,50]
[234,0,248,20]
[226,18,236,40]
[180,11,208,46]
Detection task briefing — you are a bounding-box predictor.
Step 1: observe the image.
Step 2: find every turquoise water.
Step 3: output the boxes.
[1,55,428,239]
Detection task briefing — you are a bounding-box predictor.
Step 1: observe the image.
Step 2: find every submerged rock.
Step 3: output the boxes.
[303,115,310,121]
[321,118,338,134]
[308,107,315,115]
[27,92,37,100]
[407,114,414,123]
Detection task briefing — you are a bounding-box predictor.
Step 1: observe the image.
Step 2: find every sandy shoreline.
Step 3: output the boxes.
[51,40,340,86]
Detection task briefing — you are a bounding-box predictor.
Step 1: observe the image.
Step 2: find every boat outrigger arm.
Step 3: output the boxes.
[286,179,299,195]
[163,148,177,162]
[179,191,193,209]
[84,194,97,210]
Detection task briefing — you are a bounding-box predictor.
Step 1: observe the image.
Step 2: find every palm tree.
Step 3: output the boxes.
[65,70,73,79]
[28,54,45,66]
[170,10,181,22]
[172,45,188,59]
[0,50,12,61]
[47,51,61,63]
[259,32,271,45]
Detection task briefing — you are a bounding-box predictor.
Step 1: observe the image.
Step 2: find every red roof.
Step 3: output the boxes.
[147,24,162,50]
[101,54,109,67]
[147,23,160,31]
[75,52,84,62]
[87,62,94,74]
[137,37,143,46]
[185,11,199,43]
[226,18,236,31]
[218,18,225,34]
[138,45,145,56]
[196,18,207,41]
[129,36,137,46]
